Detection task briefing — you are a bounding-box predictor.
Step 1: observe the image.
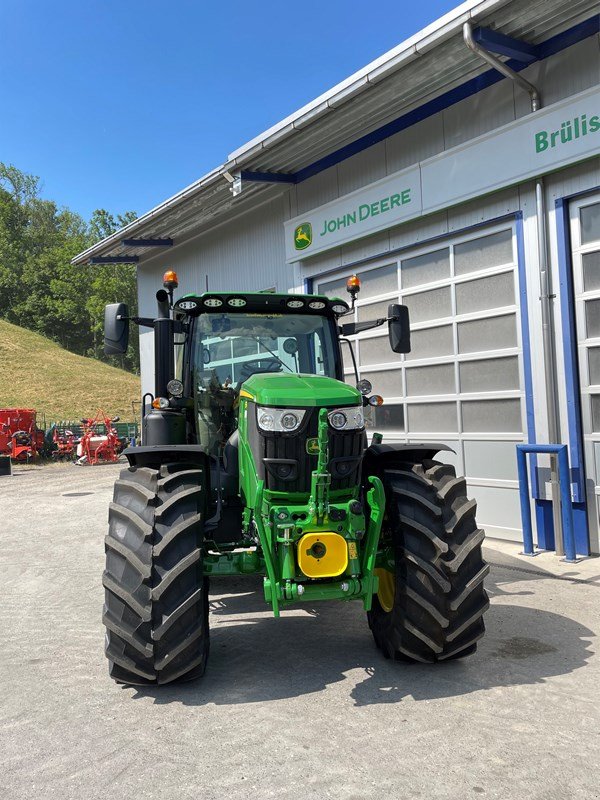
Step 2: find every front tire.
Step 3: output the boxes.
[103,461,209,685]
[368,459,489,663]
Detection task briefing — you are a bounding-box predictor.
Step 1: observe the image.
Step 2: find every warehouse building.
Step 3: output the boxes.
[74,0,600,555]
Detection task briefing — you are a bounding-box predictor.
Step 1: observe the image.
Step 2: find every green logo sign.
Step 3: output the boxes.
[317,189,412,239]
[306,437,320,455]
[294,222,312,251]
[535,112,599,154]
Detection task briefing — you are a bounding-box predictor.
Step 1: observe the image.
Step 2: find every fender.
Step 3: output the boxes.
[123,444,209,468]
[363,441,455,476]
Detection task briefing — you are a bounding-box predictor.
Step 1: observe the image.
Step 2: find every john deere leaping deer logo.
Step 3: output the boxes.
[294,222,312,251]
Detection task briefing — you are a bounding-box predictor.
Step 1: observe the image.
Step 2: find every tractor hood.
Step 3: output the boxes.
[241,373,361,407]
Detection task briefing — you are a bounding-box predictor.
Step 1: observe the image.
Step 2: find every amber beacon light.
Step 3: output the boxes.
[346,274,361,309]
[163,270,179,289]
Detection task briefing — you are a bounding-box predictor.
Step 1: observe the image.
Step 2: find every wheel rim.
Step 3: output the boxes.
[375,568,395,612]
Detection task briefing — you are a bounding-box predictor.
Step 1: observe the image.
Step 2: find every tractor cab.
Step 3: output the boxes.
[179,293,345,457]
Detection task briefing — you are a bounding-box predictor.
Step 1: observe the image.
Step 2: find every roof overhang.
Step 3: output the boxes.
[72,0,599,267]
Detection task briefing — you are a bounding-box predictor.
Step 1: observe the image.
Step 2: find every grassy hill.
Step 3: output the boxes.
[0,319,140,421]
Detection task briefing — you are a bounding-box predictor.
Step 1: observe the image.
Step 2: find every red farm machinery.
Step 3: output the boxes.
[76,410,125,465]
[0,409,44,461]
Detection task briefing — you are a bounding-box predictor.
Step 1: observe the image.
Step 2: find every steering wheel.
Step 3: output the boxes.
[235,358,282,391]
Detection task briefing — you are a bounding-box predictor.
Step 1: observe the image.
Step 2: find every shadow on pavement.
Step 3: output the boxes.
[129,564,595,708]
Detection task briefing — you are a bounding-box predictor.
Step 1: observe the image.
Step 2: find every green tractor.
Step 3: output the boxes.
[102,271,489,685]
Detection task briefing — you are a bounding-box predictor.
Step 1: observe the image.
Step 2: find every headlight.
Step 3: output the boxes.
[327,406,364,430]
[257,406,306,432]
[329,411,347,430]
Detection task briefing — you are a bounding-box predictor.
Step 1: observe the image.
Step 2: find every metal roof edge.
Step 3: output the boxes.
[71,164,226,264]
[226,0,510,164]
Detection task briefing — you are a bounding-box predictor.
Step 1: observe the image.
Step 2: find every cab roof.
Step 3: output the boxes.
[174,292,349,316]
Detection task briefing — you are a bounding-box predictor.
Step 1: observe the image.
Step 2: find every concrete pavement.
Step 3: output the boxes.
[1,462,598,799]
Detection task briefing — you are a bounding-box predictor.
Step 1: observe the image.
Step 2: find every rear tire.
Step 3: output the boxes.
[103,461,209,685]
[368,459,489,663]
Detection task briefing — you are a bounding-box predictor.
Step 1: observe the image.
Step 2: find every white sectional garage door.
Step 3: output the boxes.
[570,196,600,545]
[317,223,526,541]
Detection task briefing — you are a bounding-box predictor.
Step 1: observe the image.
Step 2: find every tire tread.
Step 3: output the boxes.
[368,458,488,663]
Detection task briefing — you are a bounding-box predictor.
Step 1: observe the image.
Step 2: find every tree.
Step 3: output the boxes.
[0,162,139,372]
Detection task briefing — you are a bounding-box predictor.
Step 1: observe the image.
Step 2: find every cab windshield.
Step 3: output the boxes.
[189,311,340,453]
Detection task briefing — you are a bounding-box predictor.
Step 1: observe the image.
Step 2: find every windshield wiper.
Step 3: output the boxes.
[255,338,294,372]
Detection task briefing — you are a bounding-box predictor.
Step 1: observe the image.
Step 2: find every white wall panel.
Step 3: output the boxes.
[141,197,290,295]
[337,142,386,195]
[442,79,515,149]
[340,230,391,265]
[385,115,444,174]
[389,212,449,250]
[447,188,520,231]
[295,166,339,215]
[139,329,154,398]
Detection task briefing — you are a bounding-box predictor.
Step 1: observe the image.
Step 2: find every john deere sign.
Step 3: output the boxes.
[294,222,312,250]
[285,85,599,262]
[286,166,421,260]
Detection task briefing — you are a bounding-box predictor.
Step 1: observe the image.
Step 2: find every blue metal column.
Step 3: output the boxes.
[516,444,578,562]
[555,198,590,556]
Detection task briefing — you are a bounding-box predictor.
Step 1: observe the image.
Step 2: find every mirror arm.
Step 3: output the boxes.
[340,317,387,336]
[128,316,154,328]
[338,337,359,384]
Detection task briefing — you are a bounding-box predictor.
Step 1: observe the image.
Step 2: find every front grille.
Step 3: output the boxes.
[248,405,366,493]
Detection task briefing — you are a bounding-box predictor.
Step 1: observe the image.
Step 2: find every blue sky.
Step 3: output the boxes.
[0,0,459,221]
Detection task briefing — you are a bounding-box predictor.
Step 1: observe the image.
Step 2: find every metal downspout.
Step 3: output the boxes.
[463,22,564,555]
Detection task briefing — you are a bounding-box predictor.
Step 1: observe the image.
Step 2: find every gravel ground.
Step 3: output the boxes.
[1,462,599,800]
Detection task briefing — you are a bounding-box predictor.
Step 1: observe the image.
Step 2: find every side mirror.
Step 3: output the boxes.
[104,302,130,355]
[388,304,411,353]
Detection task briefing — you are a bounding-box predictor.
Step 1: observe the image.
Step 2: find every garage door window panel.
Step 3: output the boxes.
[358,264,398,299]
[462,399,522,433]
[458,314,517,354]
[403,286,452,323]
[580,202,600,245]
[455,271,515,315]
[585,299,600,339]
[405,324,454,361]
[359,335,402,366]
[406,363,455,396]
[408,402,458,433]
[591,395,600,433]
[366,404,405,431]
[361,369,403,398]
[582,251,600,293]
[454,229,513,276]
[357,300,393,323]
[318,276,348,298]
[401,248,449,289]
[588,348,600,386]
[459,356,520,393]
